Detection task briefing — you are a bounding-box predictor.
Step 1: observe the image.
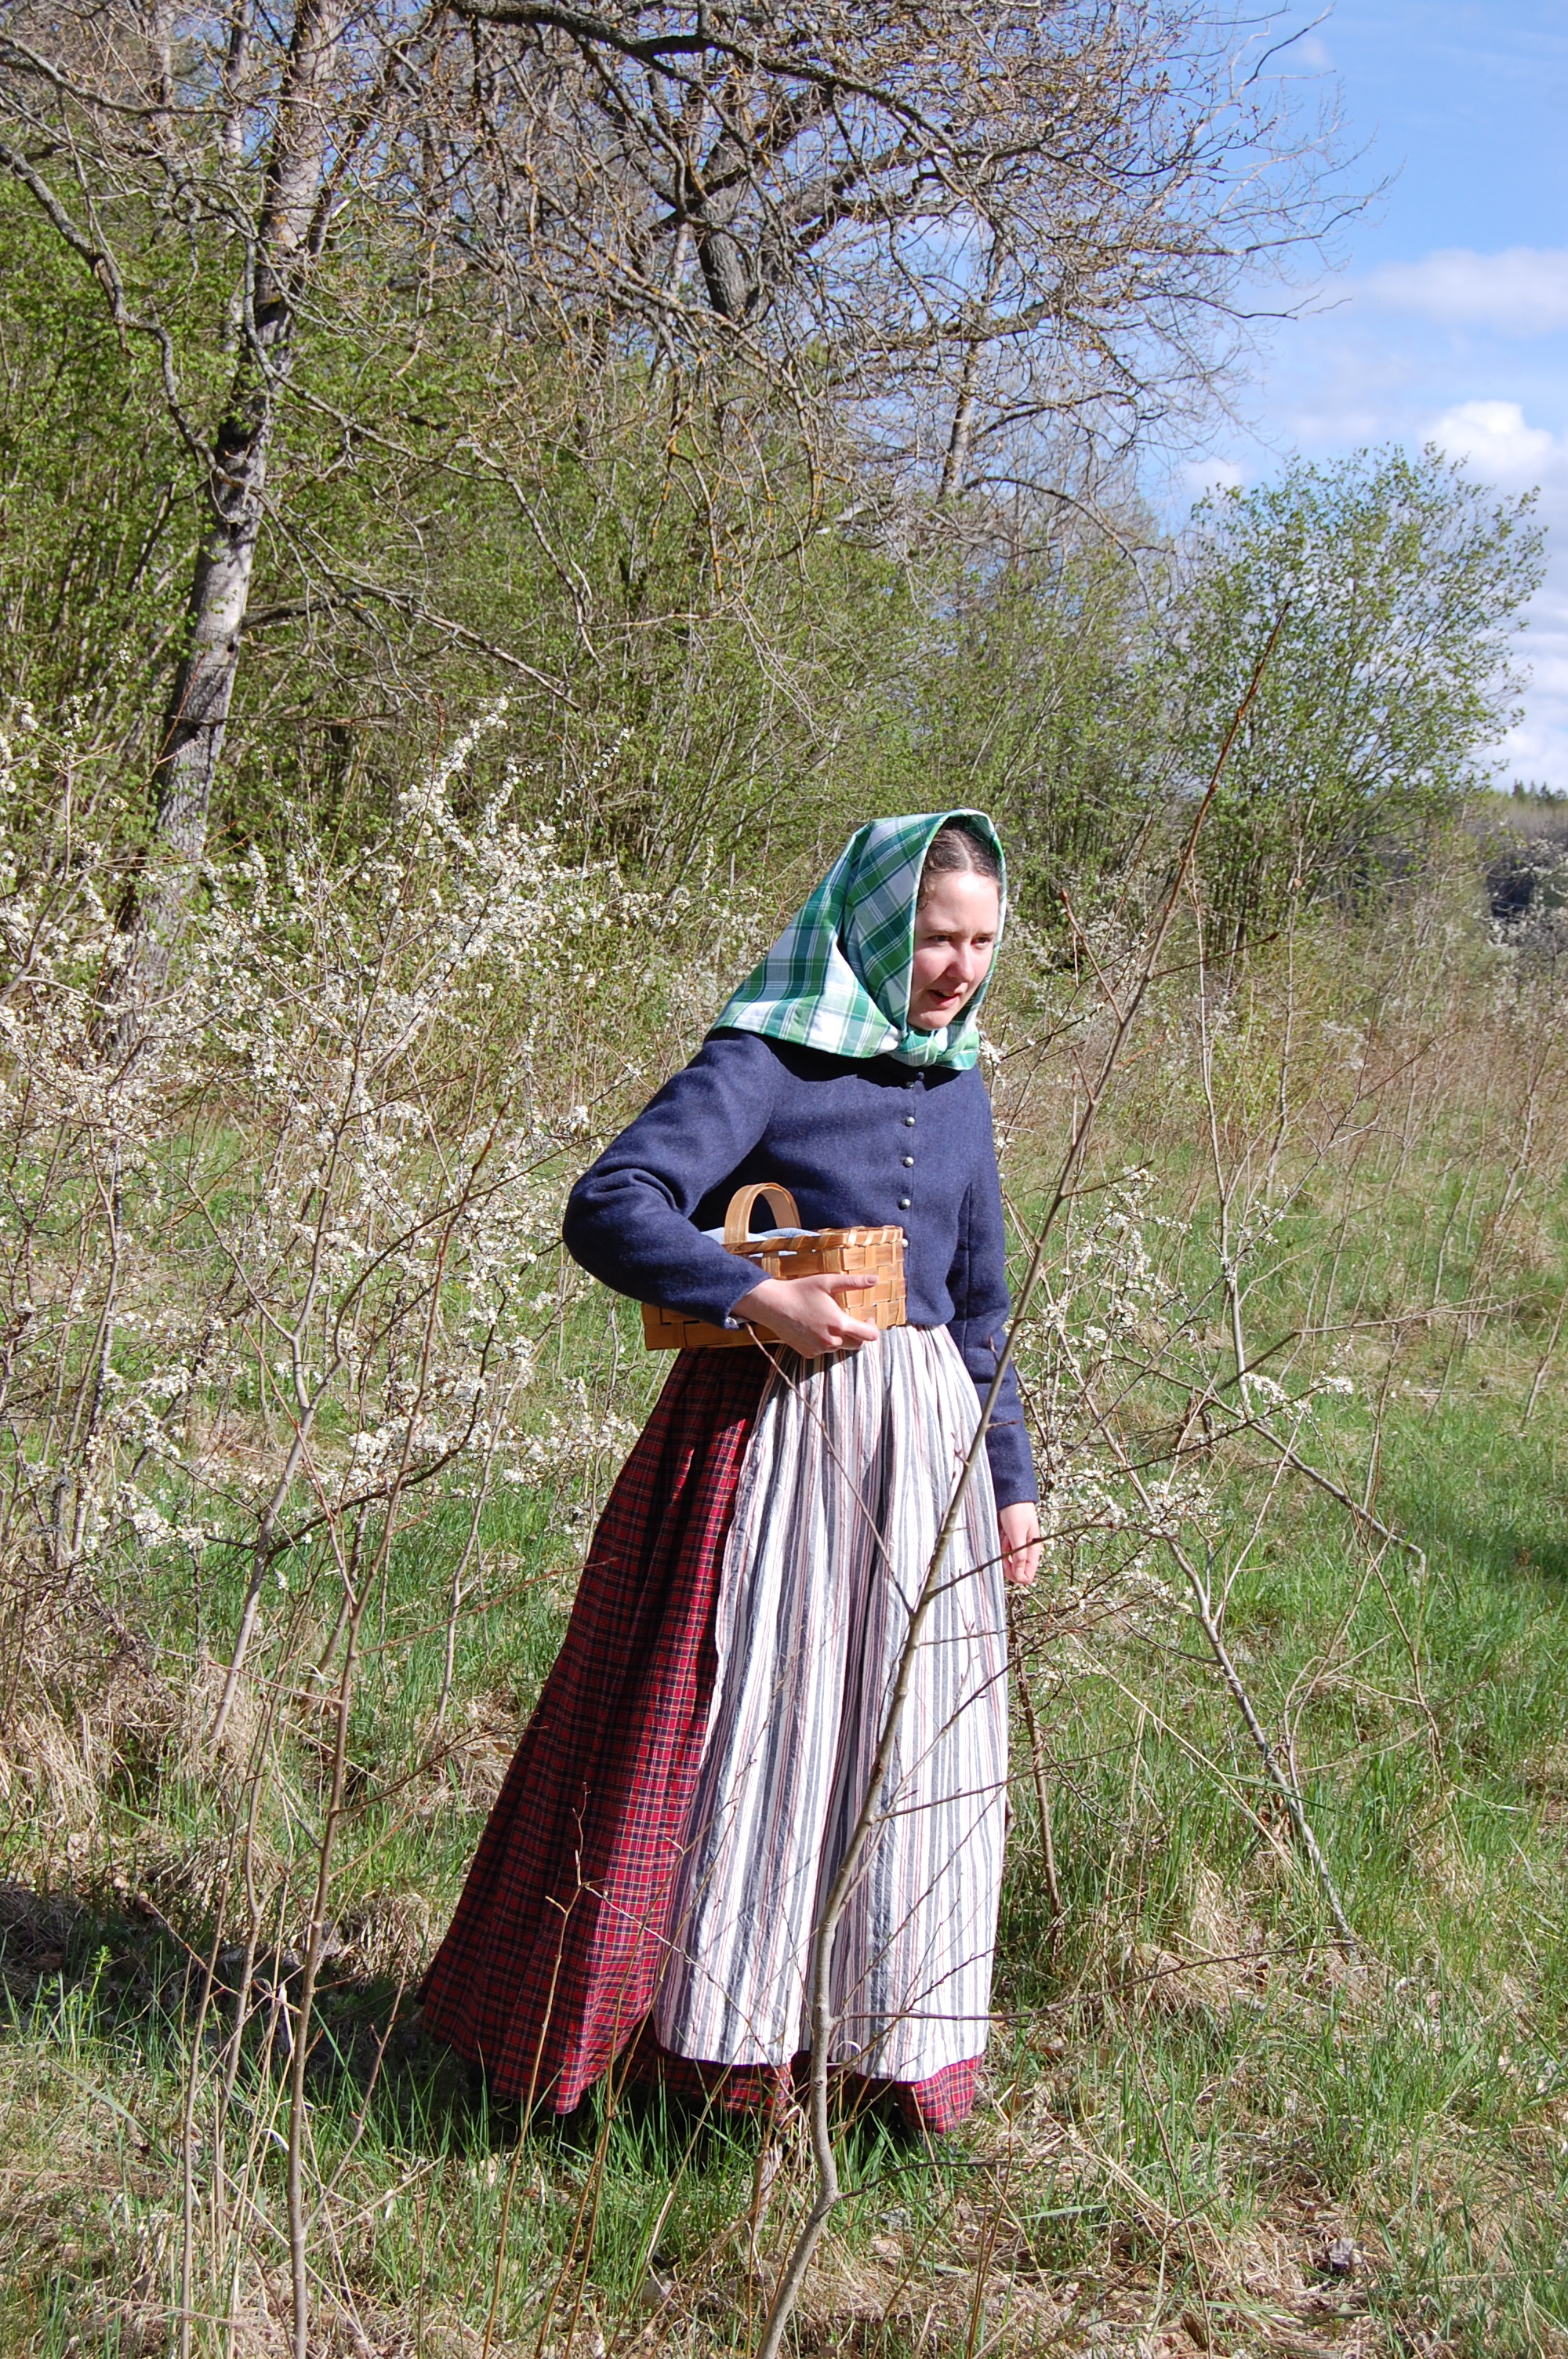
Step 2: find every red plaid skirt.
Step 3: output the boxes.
[419,1348,982,2134]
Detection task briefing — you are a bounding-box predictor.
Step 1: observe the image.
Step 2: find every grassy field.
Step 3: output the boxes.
[5,896,1568,2359]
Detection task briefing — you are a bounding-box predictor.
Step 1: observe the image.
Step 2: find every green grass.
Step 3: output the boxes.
[8,1121,1568,2355]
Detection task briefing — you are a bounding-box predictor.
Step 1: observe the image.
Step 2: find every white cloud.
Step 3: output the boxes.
[1291,31,1334,72]
[1428,399,1563,483]
[1414,402,1568,789]
[1181,457,1247,499]
[1363,249,1568,338]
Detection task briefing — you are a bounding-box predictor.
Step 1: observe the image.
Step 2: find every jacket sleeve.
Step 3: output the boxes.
[946,1093,1039,1511]
[562,1032,783,1325]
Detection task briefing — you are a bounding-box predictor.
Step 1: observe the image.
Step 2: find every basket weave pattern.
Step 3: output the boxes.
[641,1182,907,1353]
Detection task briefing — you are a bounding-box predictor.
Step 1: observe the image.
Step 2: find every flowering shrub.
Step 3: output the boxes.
[0,702,738,1767]
[1006,1161,1357,1646]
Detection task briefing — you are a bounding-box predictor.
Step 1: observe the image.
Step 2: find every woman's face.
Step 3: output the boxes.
[907,870,1000,1030]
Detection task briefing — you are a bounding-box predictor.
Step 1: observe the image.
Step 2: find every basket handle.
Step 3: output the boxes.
[723,1181,802,1251]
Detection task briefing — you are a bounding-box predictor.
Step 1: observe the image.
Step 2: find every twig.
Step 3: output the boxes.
[1112,1453,1357,1950]
[1008,1593,1064,1931]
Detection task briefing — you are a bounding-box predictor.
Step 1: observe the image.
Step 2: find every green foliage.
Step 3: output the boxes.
[0,180,929,878]
[891,536,1163,919]
[0,193,204,761]
[1170,447,1545,942]
[2,147,1548,939]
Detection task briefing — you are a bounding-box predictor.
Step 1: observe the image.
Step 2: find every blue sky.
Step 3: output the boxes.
[1193,2,1568,786]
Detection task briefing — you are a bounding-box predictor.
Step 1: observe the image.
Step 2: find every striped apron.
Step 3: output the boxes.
[655,1326,1008,2085]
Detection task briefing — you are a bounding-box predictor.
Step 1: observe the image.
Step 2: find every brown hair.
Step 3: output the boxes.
[917,818,1003,904]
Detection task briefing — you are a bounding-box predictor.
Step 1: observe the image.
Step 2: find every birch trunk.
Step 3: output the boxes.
[107,0,344,1038]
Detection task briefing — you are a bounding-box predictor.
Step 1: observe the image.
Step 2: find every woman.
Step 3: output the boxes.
[419,811,1040,2133]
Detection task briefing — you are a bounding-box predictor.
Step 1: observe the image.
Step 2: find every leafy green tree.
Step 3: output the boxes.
[1170,447,1545,944]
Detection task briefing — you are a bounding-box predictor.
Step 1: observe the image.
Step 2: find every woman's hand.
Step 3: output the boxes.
[731,1272,879,1358]
[999,1501,1042,1590]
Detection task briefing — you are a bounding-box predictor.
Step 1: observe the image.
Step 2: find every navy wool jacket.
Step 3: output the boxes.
[562,1029,1037,1509]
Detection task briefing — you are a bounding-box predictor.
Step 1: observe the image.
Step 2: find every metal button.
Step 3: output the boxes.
[898,1196,912,1209]
[903,1114,916,1126]
[902,1155,914,1167]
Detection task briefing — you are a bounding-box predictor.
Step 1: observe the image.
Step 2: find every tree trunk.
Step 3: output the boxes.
[686,125,761,324]
[695,218,759,321]
[107,0,344,1041]
[937,243,1002,506]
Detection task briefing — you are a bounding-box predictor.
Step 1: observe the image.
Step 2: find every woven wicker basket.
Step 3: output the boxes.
[641,1181,906,1352]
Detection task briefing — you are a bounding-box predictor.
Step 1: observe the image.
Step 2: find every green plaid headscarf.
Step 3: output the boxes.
[713,810,1006,1070]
